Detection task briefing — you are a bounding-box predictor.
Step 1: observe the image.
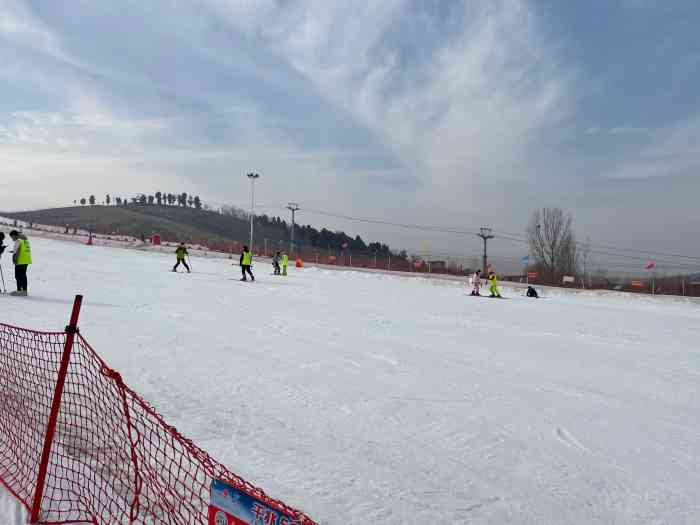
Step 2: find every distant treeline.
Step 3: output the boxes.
[75,193,203,208]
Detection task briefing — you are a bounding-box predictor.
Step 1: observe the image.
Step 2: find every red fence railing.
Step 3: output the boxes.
[0,296,317,524]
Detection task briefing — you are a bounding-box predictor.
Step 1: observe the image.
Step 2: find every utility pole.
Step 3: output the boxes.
[246,172,260,249]
[286,202,300,257]
[477,227,494,273]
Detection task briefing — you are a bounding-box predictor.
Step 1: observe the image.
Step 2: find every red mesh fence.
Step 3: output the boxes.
[0,319,317,525]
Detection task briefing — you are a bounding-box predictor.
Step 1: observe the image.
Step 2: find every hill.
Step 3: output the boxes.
[2,205,248,243]
[0,205,395,256]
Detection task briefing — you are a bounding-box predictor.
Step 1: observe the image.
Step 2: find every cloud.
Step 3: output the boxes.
[0,0,65,59]
[605,114,700,179]
[2,0,698,259]
[205,0,571,226]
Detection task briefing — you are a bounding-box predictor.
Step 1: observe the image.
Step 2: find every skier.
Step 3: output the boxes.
[526,285,539,298]
[172,242,190,273]
[281,251,289,276]
[470,269,482,296]
[240,245,254,281]
[487,270,501,298]
[0,232,6,292]
[272,251,281,275]
[9,230,31,296]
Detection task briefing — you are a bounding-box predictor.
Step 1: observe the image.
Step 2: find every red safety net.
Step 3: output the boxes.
[0,321,317,524]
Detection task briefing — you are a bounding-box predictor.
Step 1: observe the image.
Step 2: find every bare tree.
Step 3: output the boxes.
[527,208,578,282]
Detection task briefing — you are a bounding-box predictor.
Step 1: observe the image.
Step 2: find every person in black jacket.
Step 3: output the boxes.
[526,286,539,298]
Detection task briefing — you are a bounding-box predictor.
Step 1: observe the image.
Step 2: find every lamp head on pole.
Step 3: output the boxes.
[247,172,260,180]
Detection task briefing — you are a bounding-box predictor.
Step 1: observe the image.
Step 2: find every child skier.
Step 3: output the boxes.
[172,242,190,273]
[281,251,289,276]
[488,271,502,298]
[526,286,539,298]
[470,269,482,296]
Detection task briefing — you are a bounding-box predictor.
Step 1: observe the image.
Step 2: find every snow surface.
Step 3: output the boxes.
[1,236,699,524]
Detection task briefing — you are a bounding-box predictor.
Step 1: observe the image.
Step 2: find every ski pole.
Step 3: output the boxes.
[0,263,6,293]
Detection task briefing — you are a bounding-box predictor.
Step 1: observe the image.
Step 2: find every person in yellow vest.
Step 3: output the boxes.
[9,230,31,296]
[281,251,289,276]
[239,245,254,281]
[487,270,501,298]
[172,242,190,273]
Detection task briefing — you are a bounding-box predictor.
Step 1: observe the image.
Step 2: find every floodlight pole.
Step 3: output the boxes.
[247,173,260,249]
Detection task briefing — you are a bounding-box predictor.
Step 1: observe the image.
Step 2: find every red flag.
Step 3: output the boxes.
[644,261,656,270]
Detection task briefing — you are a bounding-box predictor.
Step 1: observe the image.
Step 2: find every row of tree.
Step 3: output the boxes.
[75,193,203,208]
[222,207,396,256]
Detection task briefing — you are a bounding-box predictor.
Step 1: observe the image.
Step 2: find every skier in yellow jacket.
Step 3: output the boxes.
[487,271,501,298]
[239,245,254,281]
[172,242,190,273]
[9,230,31,296]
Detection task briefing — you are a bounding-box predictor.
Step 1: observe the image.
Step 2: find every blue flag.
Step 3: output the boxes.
[521,255,530,263]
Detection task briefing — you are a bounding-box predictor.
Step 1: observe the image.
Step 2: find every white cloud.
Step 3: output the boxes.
[209,0,571,208]
[0,0,65,59]
[606,114,700,179]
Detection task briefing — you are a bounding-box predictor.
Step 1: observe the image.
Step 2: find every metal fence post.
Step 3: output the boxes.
[30,295,83,523]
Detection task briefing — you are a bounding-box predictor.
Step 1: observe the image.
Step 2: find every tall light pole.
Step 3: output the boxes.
[286,202,300,256]
[477,227,494,273]
[247,172,260,249]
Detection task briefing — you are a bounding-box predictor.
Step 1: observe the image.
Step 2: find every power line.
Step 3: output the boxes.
[302,208,480,235]
[200,198,700,269]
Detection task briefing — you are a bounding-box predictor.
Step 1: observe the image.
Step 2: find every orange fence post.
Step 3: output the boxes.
[30,294,83,523]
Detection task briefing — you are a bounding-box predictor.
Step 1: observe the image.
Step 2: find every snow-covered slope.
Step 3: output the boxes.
[1,237,699,524]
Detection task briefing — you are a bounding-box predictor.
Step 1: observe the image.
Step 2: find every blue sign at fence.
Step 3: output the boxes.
[208,479,300,525]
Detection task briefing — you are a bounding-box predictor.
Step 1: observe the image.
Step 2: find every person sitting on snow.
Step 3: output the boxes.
[526,285,539,298]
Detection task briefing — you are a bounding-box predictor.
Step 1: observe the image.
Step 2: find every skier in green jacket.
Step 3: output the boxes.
[488,271,501,298]
[172,242,190,273]
[281,251,289,276]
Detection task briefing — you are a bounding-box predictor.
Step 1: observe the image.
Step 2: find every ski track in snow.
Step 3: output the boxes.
[1,236,699,524]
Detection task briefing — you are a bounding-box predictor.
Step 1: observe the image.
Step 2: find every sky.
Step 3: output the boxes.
[1,0,700,269]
